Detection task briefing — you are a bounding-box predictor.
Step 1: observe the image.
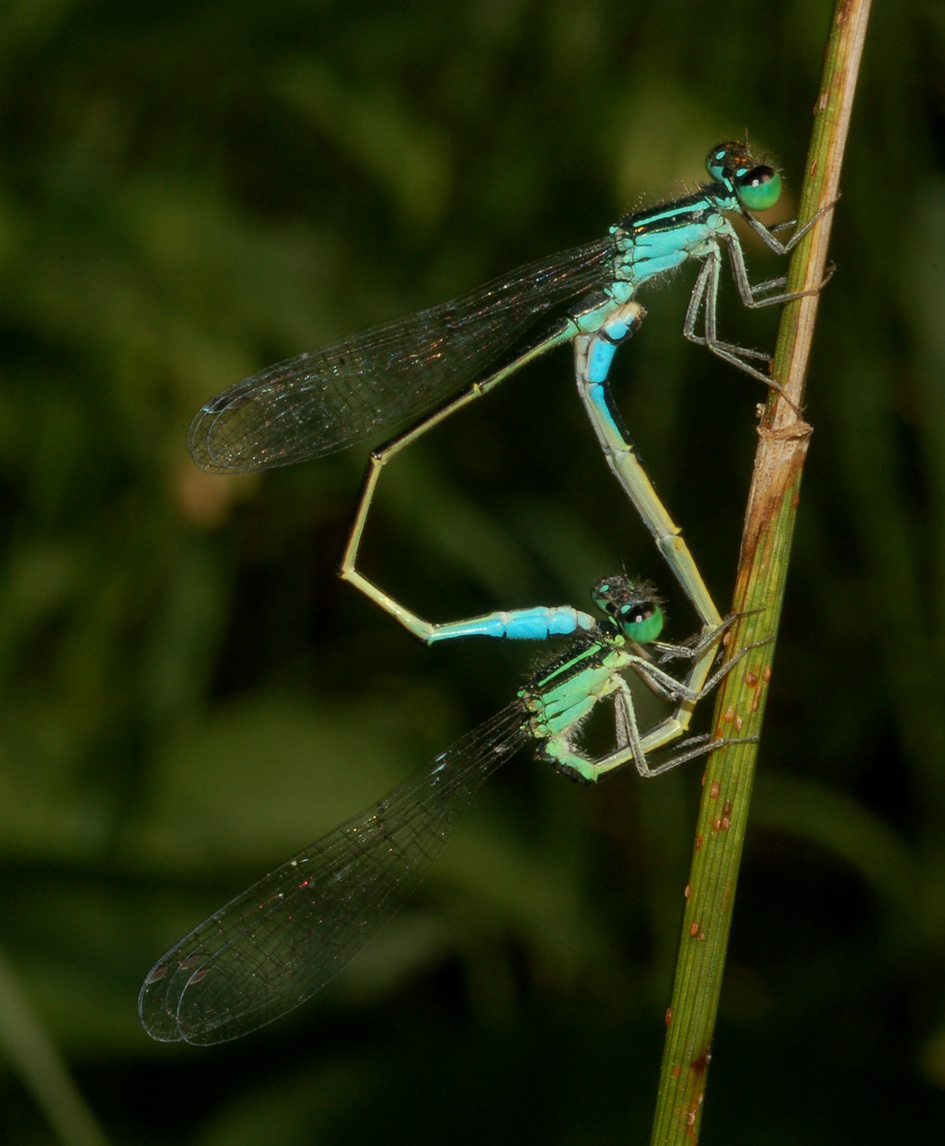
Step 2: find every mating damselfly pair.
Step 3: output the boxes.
[140,140,825,1044]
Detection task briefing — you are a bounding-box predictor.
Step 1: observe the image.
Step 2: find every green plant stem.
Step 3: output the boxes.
[649,2,873,1142]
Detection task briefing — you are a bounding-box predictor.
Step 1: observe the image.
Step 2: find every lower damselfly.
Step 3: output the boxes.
[139,575,753,1045]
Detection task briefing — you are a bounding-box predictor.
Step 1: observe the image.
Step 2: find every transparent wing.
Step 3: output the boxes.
[189,238,613,472]
[139,704,529,1045]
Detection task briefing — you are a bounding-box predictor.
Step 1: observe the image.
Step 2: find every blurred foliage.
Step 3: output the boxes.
[1,0,944,1142]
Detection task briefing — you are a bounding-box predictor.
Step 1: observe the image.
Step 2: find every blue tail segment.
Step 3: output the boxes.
[426,606,597,643]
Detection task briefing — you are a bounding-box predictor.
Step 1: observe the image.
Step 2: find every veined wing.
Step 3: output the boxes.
[139,704,529,1044]
[189,238,614,473]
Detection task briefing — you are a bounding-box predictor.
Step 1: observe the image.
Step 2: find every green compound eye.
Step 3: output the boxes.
[621,601,664,645]
[737,165,782,212]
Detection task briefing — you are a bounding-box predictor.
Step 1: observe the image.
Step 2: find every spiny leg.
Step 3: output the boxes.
[683,204,835,390]
[545,634,767,784]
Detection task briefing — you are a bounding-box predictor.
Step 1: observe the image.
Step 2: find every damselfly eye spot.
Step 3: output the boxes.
[706,141,742,182]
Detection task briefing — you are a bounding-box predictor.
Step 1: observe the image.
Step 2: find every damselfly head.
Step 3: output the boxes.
[706,141,783,213]
[591,576,665,645]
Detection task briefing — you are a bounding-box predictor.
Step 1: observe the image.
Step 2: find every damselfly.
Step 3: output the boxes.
[140,575,749,1044]
[189,141,824,660]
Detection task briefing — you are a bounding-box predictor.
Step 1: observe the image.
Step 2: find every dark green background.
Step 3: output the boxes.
[2,1,944,1142]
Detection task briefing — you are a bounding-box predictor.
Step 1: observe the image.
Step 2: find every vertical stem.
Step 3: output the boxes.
[649,2,873,1142]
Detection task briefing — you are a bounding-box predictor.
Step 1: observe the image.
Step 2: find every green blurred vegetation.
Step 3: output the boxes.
[1,0,944,1142]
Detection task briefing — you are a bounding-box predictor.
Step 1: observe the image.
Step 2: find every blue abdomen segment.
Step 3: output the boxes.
[584,378,622,438]
[427,606,597,644]
[584,305,642,384]
[587,339,618,384]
